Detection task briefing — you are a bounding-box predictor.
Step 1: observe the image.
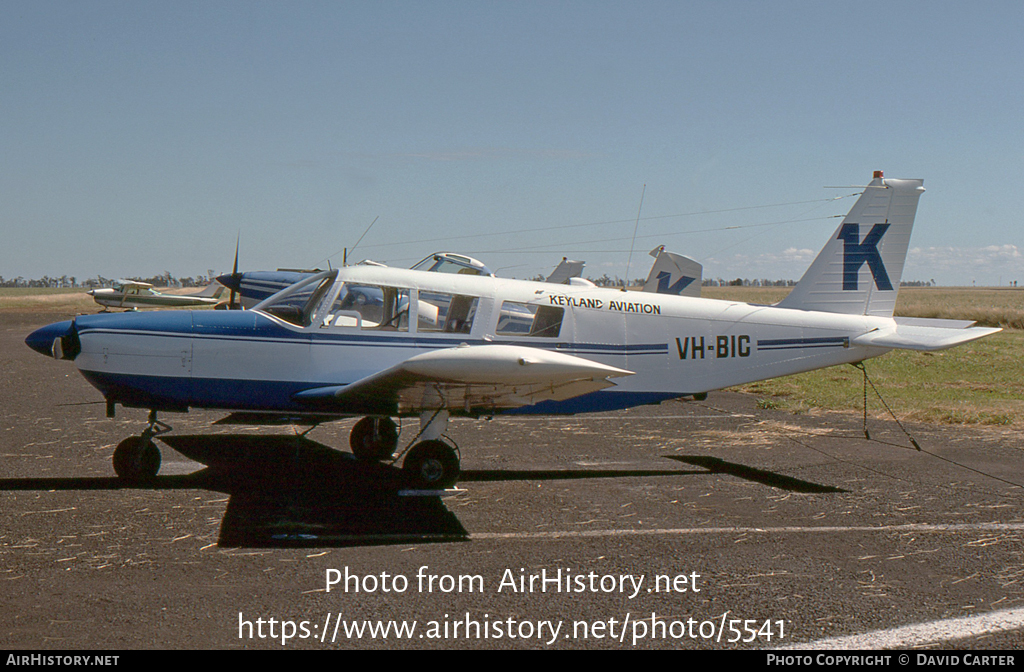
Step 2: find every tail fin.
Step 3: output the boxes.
[192,282,225,298]
[546,258,586,284]
[642,246,702,297]
[776,172,925,317]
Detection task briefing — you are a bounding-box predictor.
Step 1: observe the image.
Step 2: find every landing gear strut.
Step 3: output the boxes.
[349,411,461,488]
[112,410,169,483]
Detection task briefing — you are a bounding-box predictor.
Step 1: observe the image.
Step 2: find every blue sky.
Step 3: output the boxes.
[3,1,1022,285]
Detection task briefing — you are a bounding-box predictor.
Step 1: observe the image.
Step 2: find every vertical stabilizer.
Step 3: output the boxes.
[546,258,586,284]
[776,172,925,317]
[642,246,702,297]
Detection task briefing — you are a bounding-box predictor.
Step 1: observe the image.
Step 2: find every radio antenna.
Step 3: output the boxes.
[623,184,646,291]
[323,216,379,267]
[348,216,379,260]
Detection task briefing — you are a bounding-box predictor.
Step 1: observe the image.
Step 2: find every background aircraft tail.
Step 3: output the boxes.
[776,172,925,317]
[642,246,702,297]
[192,282,225,298]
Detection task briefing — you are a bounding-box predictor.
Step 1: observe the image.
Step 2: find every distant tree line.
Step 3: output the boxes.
[528,273,647,287]
[702,278,797,287]
[0,272,214,289]
[527,274,802,287]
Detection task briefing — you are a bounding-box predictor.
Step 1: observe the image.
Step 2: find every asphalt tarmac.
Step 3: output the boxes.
[2,311,1023,650]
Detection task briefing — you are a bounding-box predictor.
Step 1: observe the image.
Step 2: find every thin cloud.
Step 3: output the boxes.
[705,247,816,279]
[704,244,1023,285]
[391,147,598,162]
[906,245,1023,270]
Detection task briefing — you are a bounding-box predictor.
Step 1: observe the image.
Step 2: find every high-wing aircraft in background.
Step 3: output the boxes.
[217,252,495,309]
[88,280,225,311]
[26,173,1000,490]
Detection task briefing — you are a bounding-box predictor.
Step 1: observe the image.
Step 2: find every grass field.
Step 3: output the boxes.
[3,285,1020,427]
[0,288,95,312]
[736,330,1024,427]
[704,286,1024,426]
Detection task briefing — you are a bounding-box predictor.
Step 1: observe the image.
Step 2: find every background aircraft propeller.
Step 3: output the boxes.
[216,236,242,310]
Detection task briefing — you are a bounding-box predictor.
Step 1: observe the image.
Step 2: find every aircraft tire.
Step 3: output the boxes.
[113,436,161,483]
[403,440,460,489]
[350,416,399,461]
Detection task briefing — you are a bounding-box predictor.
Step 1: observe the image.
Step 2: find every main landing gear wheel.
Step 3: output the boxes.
[112,436,161,483]
[403,440,460,489]
[350,416,399,461]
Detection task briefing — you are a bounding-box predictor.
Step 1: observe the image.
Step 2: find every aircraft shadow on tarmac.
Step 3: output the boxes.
[0,436,843,548]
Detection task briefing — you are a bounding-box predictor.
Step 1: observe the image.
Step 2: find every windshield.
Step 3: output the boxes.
[252,269,338,327]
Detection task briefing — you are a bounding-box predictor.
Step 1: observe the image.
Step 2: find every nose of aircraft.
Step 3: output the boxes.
[216,273,241,292]
[25,320,75,358]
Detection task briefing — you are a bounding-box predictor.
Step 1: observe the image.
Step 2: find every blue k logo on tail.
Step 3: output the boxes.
[839,223,892,291]
[655,271,696,295]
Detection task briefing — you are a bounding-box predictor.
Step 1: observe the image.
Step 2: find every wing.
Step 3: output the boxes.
[116,280,154,289]
[293,344,634,415]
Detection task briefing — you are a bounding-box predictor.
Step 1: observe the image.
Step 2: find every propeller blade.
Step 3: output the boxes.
[229,234,239,309]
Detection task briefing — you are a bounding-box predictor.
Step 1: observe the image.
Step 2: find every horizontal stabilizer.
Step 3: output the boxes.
[294,344,633,415]
[852,319,1001,352]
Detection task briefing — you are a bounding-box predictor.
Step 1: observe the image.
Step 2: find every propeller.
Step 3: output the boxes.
[229,235,239,309]
[215,235,243,310]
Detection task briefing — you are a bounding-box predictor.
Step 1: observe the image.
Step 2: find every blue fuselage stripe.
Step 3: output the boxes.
[757,337,848,351]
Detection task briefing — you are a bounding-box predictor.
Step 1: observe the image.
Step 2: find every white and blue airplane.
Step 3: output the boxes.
[25,172,1000,489]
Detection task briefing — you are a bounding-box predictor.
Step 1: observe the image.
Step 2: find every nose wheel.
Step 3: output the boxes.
[113,436,161,483]
[112,410,169,483]
[350,416,399,461]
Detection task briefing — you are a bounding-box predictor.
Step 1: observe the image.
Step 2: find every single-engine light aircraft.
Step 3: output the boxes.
[89,280,224,311]
[26,173,1000,489]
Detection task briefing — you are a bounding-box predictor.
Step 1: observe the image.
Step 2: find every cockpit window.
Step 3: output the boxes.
[496,301,563,338]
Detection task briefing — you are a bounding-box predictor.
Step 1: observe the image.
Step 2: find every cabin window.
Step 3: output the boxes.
[324,284,409,331]
[495,301,564,338]
[418,293,479,334]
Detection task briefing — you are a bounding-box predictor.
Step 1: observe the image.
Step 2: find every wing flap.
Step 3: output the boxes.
[293,344,633,414]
